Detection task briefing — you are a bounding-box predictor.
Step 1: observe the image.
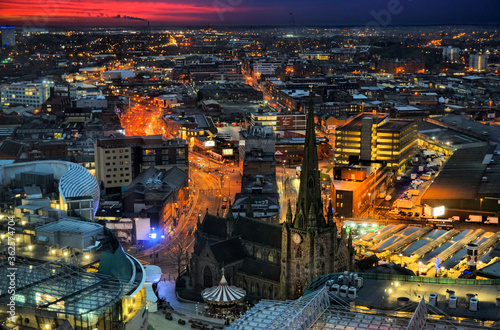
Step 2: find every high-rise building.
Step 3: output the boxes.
[443,46,459,63]
[469,54,488,72]
[95,135,188,193]
[280,98,353,300]
[1,82,53,107]
[335,113,417,172]
[1,26,15,47]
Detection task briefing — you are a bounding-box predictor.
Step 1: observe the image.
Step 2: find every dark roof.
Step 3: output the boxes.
[377,119,414,132]
[238,258,281,283]
[163,166,188,190]
[421,147,489,200]
[0,140,24,158]
[365,263,415,276]
[234,216,281,249]
[200,214,227,239]
[209,237,248,264]
[475,258,500,279]
[338,113,388,130]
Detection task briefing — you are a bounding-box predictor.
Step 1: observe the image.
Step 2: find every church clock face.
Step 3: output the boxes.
[292,233,302,244]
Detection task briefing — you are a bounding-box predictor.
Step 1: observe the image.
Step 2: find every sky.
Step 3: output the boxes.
[0,0,499,27]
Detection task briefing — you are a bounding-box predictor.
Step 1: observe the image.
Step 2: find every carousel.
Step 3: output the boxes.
[201,268,246,320]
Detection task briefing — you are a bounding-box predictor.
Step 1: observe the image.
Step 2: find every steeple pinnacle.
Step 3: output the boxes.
[286,199,293,223]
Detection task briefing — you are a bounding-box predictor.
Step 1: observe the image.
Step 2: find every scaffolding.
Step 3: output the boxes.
[230,283,498,330]
[0,255,135,329]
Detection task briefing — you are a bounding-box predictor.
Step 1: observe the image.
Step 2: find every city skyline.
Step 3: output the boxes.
[1,0,499,27]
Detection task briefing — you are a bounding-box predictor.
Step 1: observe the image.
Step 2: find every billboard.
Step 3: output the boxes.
[279,116,295,127]
[432,206,445,217]
[135,217,151,241]
[222,149,233,156]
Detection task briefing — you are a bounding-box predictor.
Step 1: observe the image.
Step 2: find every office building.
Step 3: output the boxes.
[443,46,459,63]
[1,82,53,108]
[1,26,15,47]
[335,113,417,172]
[252,61,281,78]
[469,54,488,72]
[332,163,388,218]
[250,111,306,133]
[95,135,188,193]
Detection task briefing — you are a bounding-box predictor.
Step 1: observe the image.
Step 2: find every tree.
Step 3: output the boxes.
[196,91,204,102]
[166,234,190,277]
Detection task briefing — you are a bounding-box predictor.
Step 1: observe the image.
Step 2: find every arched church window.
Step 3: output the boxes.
[256,249,261,259]
[268,253,274,263]
[203,266,213,288]
[296,246,303,259]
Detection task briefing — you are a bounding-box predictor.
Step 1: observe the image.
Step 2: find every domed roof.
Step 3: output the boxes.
[201,269,246,305]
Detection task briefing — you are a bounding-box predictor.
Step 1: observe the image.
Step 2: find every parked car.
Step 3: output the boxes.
[399,211,406,216]
[407,212,413,217]
[415,212,420,217]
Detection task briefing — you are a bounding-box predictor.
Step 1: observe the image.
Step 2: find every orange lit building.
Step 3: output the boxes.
[377,59,425,74]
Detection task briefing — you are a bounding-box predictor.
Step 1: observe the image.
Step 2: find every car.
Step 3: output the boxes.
[415,212,420,217]
[223,197,228,202]
[399,211,406,216]
[407,212,413,217]
[221,203,227,209]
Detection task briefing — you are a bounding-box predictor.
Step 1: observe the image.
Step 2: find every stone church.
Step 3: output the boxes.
[190,99,354,301]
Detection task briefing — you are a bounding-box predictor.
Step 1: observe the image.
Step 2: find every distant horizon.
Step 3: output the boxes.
[1,0,499,28]
[4,22,500,31]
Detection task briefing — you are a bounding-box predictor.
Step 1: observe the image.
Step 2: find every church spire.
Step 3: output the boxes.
[286,199,293,224]
[293,89,324,229]
[226,204,234,237]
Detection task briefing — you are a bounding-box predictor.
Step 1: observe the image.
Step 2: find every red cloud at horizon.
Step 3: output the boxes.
[0,0,280,25]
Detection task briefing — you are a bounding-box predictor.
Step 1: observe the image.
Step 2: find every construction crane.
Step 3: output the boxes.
[289,12,304,55]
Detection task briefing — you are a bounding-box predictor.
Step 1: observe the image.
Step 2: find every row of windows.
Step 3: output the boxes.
[106,179,130,184]
[104,149,129,154]
[106,167,130,172]
[105,161,130,166]
[105,173,130,178]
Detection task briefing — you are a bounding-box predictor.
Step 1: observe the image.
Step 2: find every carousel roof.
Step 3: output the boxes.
[201,271,246,305]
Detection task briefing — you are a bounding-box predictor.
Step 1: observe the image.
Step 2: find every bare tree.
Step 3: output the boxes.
[165,234,190,277]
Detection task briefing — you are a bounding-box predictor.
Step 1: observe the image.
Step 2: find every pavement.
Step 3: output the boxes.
[148,279,227,330]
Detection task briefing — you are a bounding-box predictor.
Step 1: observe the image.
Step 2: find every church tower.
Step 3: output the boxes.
[280,94,352,300]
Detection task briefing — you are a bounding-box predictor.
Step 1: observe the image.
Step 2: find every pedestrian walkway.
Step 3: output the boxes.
[148,279,226,329]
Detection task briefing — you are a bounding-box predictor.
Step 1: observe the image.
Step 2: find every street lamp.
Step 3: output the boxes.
[149,228,158,265]
[399,253,403,267]
[480,198,484,211]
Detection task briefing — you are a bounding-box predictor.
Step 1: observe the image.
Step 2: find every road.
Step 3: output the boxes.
[132,151,242,279]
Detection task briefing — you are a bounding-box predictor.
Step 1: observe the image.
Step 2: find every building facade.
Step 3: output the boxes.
[335,113,417,173]
[95,135,188,193]
[1,82,53,107]
[469,54,488,72]
[443,46,460,63]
